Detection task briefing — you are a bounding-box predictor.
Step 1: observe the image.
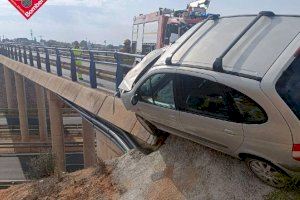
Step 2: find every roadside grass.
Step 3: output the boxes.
[265,175,300,200]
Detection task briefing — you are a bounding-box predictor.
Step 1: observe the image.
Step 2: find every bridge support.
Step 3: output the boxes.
[47,91,66,174]
[82,119,96,168]
[35,85,48,142]
[3,67,16,109]
[14,73,29,142]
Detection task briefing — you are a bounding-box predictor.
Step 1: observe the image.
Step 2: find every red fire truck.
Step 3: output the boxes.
[131,0,211,54]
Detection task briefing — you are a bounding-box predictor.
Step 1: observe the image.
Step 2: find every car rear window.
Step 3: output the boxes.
[276,56,300,119]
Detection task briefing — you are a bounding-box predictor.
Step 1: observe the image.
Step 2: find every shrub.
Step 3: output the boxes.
[27,153,55,179]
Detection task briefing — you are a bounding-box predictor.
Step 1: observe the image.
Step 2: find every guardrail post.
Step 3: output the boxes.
[36,47,42,69]
[2,45,5,56]
[6,46,9,57]
[56,48,62,76]
[23,46,28,65]
[10,46,14,59]
[114,52,123,92]
[89,51,97,88]
[29,47,34,66]
[6,45,8,57]
[70,49,77,82]
[14,46,18,61]
[9,45,14,59]
[45,48,51,72]
[18,46,23,63]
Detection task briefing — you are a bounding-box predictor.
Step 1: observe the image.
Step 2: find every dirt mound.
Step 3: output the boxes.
[112,136,273,200]
[0,136,275,200]
[0,167,119,200]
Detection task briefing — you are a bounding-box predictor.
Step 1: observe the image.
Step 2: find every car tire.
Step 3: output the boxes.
[245,157,289,188]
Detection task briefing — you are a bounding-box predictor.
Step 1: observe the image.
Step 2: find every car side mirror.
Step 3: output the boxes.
[131,94,139,105]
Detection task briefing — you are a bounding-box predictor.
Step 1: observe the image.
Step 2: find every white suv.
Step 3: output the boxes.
[119,12,300,187]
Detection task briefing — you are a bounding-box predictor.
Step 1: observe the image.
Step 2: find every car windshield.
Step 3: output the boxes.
[276,56,300,119]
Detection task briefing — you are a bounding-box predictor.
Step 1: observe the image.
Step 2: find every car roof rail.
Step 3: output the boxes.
[165,14,220,65]
[212,11,275,72]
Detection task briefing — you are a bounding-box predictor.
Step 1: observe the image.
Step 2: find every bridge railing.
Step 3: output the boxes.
[0,43,145,92]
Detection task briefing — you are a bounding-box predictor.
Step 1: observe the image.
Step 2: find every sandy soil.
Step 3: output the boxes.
[0,135,275,200]
[0,167,119,200]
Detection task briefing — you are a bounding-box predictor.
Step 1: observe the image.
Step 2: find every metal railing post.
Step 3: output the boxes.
[45,48,51,72]
[70,49,77,82]
[29,47,34,66]
[89,51,97,88]
[56,48,62,76]
[4,45,7,57]
[2,45,5,56]
[14,46,18,61]
[36,47,42,69]
[10,45,14,59]
[114,52,123,92]
[18,46,23,63]
[23,46,28,65]
[6,46,9,57]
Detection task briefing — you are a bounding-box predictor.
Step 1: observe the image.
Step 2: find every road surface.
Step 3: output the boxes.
[0,153,83,181]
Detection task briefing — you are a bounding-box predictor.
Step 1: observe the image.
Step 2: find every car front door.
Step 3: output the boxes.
[178,73,244,153]
[134,73,180,133]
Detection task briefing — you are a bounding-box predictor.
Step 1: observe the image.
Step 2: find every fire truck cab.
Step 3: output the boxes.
[132,0,211,55]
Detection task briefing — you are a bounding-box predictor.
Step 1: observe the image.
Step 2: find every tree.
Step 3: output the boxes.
[80,40,88,49]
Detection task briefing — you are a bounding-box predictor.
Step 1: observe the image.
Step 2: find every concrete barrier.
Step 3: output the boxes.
[98,96,136,133]
[74,87,107,114]
[0,55,155,146]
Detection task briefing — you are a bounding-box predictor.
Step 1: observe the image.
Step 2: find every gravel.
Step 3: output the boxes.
[112,135,274,200]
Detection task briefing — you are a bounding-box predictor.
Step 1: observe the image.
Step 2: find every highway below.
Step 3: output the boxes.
[0,153,83,182]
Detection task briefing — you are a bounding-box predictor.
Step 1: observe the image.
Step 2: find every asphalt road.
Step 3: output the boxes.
[0,153,83,181]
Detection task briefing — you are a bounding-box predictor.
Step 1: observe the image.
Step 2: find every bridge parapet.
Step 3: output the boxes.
[0,43,144,92]
[0,50,156,147]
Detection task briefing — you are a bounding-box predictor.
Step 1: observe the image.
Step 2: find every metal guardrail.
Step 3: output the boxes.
[61,96,138,152]
[0,141,83,149]
[0,180,29,189]
[0,43,145,92]
[0,43,142,153]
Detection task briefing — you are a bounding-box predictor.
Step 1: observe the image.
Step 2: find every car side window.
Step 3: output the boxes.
[138,73,175,109]
[180,74,267,124]
[180,75,231,120]
[229,90,267,124]
[276,56,300,120]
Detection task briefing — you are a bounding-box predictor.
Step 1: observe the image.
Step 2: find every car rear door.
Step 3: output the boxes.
[177,72,244,153]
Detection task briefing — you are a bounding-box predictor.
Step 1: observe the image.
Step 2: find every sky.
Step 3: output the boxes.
[0,0,299,45]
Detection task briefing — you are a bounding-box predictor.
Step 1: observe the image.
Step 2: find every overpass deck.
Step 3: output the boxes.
[0,55,155,146]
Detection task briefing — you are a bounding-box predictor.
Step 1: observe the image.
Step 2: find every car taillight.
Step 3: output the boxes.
[292,144,300,161]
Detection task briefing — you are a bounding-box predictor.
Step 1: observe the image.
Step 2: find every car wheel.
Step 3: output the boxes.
[246,158,288,188]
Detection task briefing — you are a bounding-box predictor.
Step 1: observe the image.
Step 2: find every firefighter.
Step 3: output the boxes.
[120,39,131,53]
[73,42,83,80]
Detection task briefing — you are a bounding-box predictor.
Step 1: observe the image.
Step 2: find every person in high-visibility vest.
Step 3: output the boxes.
[73,42,83,80]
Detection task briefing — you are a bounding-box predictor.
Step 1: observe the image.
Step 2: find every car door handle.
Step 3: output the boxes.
[224,129,236,136]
